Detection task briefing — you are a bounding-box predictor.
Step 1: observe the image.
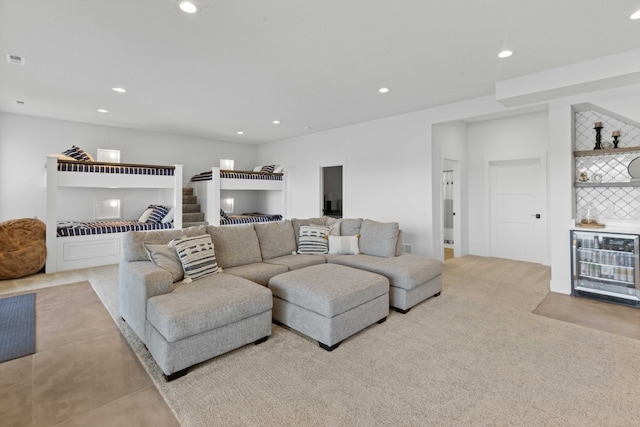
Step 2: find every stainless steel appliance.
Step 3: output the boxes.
[571,230,640,307]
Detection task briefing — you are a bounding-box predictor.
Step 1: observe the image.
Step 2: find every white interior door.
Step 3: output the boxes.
[490,158,547,264]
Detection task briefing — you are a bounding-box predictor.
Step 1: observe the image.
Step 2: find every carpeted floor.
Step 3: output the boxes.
[84,255,640,426]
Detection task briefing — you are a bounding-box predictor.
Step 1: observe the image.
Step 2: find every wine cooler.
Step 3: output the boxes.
[571,230,640,307]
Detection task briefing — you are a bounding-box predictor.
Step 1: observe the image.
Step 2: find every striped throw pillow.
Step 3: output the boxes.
[147,205,169,223]
[174,234,219,282]
[297,225,331,254]
[260,165,275,173]
[62,145,94,162]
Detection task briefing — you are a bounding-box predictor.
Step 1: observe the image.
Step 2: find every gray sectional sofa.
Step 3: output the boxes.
[119,217,442,380]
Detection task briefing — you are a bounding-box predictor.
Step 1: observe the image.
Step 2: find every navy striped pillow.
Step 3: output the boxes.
[174,235,219,282]
[62,145,93,162]
[260,165,275,173]
[297,225,331,254]
[147,205,169,223]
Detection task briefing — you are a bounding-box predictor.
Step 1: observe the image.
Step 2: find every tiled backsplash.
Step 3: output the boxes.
[575,110,640,151]
[574,110,640,222]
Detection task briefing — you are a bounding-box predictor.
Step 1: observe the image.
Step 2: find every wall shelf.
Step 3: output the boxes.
[574,146,640,157]
[574,181,640,188]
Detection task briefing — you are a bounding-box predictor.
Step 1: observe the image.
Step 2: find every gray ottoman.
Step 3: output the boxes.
[268,264,389,351]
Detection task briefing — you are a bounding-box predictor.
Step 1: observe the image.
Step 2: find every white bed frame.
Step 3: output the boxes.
[189,167,285,226]
[45,155,183,273]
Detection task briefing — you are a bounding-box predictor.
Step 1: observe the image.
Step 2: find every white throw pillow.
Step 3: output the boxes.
[161,207,175,224]
[328,235,360,255]
[138,208,154,223]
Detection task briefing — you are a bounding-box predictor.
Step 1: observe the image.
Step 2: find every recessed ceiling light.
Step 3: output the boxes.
[272,120,281,125]
[378,87,390,93]
[237,131,244,135]
[178,1,197,14]
[112,87,126,93]
[631,10,640,20]
[498,50,513,58]
[97,109,109,113]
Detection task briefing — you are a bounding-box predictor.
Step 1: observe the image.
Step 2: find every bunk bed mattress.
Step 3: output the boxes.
[58,162,174,175]
[57,220,174,237]
[221,214,283,225]
[190,170,283,182]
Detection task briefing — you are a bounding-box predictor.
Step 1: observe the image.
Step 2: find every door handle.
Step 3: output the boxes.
[532,214,541,219]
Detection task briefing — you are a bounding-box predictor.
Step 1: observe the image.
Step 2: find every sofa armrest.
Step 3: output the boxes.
[119,261,173,343]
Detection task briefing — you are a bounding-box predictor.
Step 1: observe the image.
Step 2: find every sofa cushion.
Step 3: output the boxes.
[339,218,363,236]
[223,262,289,287]
[329,254,442,291]
[359,219,399,258]
[254,220,296,260]
[328,235,360,255]
[264,254,326,271]
[297,225,331,254]
[207,224,262,268]
[123,225,208,262]
[174,234,220,282]
[147,273,272,342]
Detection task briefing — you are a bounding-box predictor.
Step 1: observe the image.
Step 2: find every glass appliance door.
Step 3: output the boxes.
[572,231,639,305]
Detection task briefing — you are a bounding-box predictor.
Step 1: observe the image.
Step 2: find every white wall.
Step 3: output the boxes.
[466,111,550,259]
[0,112,258,222]
[258,112,435,256]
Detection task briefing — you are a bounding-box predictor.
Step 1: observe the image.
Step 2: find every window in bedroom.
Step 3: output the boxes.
[95,199,121,220]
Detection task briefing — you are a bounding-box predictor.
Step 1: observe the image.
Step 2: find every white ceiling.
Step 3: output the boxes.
[1,0,639,144]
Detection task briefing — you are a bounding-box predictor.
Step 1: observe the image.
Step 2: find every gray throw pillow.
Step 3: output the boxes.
[359,219,399,257]
[207,224,262,268]
[144,240,184,283]
[254,220,297,260]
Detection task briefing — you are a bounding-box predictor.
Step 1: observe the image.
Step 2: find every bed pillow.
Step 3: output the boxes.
[50,153,77,161]
[273,165,284,173]
[358,219,399,258]
[61,145,94,162]
[173,234,220,283]
[144,239,184,283]
[138,208,154,223]
[161,207,175,224]
[220,209,229,220]
[146,205,169,223]
[260,165,275,173]
[328,235,360,255]
[297,225,331,254]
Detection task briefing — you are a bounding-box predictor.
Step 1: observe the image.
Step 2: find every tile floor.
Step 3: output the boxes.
[0,280,179,427]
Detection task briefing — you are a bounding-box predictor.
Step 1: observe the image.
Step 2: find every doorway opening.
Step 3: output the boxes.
[321,165,343,218]
[442,159,460,261]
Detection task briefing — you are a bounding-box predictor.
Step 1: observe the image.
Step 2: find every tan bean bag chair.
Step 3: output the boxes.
[0,218,46,280]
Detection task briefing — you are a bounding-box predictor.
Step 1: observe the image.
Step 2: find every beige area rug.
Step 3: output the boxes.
[89,256,640,426]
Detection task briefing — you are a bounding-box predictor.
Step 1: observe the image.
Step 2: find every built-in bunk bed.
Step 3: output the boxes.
[45,155,182,273]
[189,166,285,226]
